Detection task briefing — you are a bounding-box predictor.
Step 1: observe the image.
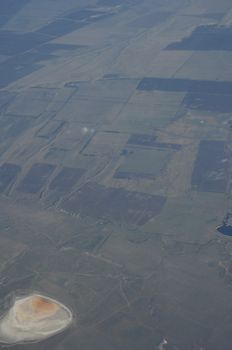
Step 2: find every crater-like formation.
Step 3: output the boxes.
[0,294,72,344]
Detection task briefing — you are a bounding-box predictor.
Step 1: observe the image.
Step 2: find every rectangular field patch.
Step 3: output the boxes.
[18,163,56,194]
[0,163,21,192]
[49,167,85,192]
[191,140,229,193]
[137,77,232,94]
[61,183,166,225]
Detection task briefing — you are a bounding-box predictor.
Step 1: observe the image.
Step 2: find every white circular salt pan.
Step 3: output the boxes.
[0,294,73,344]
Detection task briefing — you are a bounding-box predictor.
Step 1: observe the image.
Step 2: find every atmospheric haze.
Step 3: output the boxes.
[0,294,73,344]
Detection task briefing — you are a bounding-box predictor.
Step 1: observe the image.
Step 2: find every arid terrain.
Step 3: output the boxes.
[0,0,232,349]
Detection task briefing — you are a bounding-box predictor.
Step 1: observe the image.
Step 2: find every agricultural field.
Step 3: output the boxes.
[0,0,232,349]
